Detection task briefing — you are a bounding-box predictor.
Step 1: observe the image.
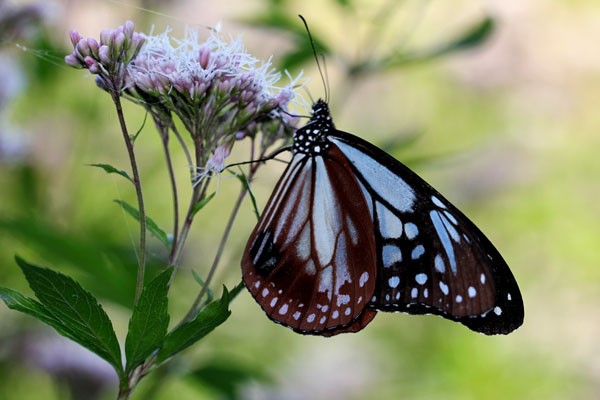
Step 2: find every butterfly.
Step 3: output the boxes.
[241,97,524,337]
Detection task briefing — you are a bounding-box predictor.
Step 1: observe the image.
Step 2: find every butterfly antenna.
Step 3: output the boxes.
[320,54,331,103]
[299,15,329,102]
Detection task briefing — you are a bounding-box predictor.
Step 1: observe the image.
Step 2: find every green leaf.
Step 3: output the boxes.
[229,280,245,302]
[125,268,172,373]
[9,257,124,379]
[233,170,260,220]
[0,287,63,328]
[88,163,133,183]
[114,200,170,248]
[156,287,231,364]
[191,192,216,217]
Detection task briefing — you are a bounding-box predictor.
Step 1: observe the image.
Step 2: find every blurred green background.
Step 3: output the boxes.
[1,0,599,399]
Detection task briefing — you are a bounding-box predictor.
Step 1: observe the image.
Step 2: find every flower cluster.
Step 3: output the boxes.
[65,21,145,93]
[65,21,304,185]
[125,26,303,171]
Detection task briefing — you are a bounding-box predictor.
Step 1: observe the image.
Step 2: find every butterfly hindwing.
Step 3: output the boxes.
[242,146,378,335]
[330,131,524,334]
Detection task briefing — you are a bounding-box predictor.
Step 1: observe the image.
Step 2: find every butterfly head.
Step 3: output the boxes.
[293,99,336,156]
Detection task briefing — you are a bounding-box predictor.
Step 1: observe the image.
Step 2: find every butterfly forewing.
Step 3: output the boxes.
[242,146,378,335]
[330,132,524,334]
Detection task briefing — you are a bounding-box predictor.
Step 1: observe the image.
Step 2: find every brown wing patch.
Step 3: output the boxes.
[242,147,378,335]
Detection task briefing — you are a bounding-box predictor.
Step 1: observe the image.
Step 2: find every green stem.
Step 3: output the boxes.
[168,135,210,283]
[178,163,257,325]
[111,92,147,305]
[159,126,180,264]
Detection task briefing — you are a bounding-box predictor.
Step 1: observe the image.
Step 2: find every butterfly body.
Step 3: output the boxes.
[242,99,524,336]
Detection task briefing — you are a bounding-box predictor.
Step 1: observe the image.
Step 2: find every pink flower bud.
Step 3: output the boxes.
[88,63,101,74]
[69,30,82,47]
[123,20,135,39]
[64,53,82,68]
[114,32,125,54]
[100,29,112,46]
[98,45,111,64]
[198,46,210,69]
[219,79,231,93]
[86,37,99,57]
[84,56,96,68]
[75,40,90,57]
[85,57,100,74]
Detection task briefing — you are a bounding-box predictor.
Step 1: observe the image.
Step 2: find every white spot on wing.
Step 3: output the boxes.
[333,234,352,297]
[388,276,400,288]
[456,295,463,303]
[337,294,350,306]
[434,254,445,273]
[468,286,477,298]
[439,281,449,295]
[415,273,428,285]
[331,138,416,212]
[296,225,312,262]
[261,288,269,297]
[318,266,333,299]
[377,202,403,238]
[441,213,460,243]
[345,214,359,245]
[404,223,418,239]
[359,272,369,288]
[444,210,458,225]
[411,245,425,260]
[307,313,316,323]
[480,273,486,284]
[431,195,446,209]
[494,306,502,315]
[278,304,288,315]
[411,288,418,298]
[430,210,457,273]
[293,311,301,320]
[382,244,402,267]
[304,259,316,276]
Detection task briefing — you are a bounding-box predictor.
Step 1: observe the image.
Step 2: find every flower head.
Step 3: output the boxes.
[127,27,303,138]
[125,25,305,181]
[66,21,305,186]
[65,21,146,93]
